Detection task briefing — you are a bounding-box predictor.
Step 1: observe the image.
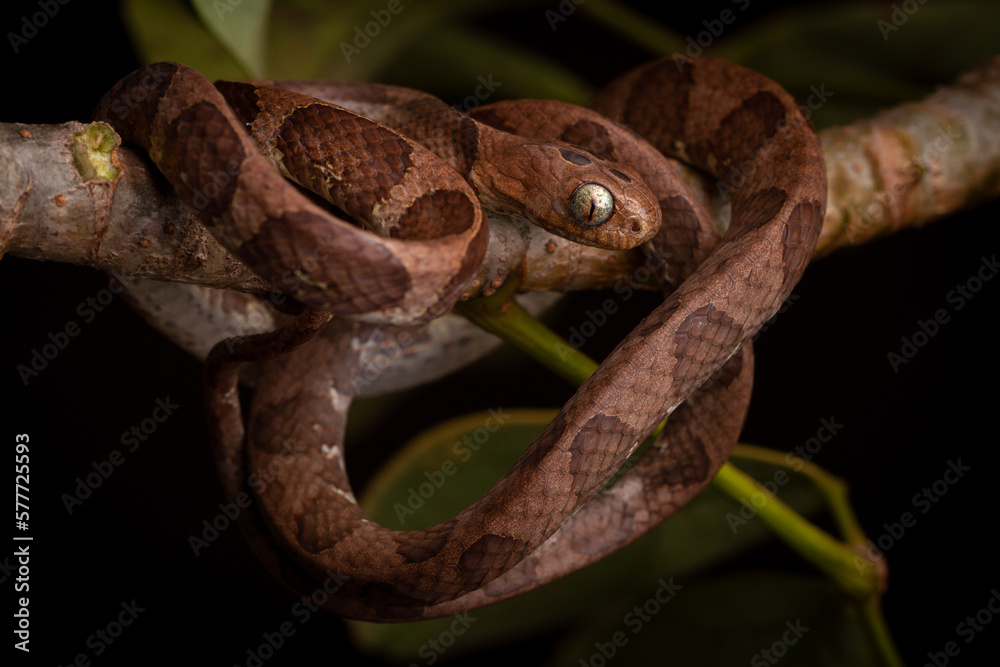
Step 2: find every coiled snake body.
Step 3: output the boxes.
[94,57,826,621]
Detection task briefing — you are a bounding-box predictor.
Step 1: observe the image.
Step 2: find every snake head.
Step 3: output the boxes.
[473,140,661,250]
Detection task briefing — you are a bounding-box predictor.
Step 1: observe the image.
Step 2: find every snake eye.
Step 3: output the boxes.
[569,183,615,228]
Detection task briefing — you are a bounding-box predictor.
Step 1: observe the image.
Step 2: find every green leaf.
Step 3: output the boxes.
[122,0,247,80]
[261,1,358,80]
[380,24,594,104]
[360,408,556,531]
[349,410,827,661]
[265,0,453,81]
[190,0,272,77]
[265,1,526,83]
[713,1,1000,128]
[546,572,883,667]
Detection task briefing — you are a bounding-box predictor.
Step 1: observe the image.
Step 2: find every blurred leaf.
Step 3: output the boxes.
[263,1,361,79]
[268,0,461,81]
[379,23,593,103]
[123,0,247,80]
[349,410,828,661]
[123,0,508,81]
[267,1,534,82]
[581,0,685,56]
[546,572,883,667]
[121,0,993,131]
[191,0,272,77]
[713,1,1000,128]
[360,408,556,531]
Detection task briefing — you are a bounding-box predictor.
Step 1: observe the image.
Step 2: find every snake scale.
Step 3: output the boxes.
[94,57,826,621]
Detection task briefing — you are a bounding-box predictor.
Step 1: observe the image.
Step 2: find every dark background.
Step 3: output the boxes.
[2,0,998,665]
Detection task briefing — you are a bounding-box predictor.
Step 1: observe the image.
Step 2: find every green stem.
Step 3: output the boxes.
[457,290,668,443]
[711,461,877,599]
[732,444,869,545]
[458,288,898,663]
[863,599,906,667]
[457,281,598,386]
[731,444,899,665]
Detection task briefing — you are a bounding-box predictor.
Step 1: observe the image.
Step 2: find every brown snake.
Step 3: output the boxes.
[94,57,826,621]
[94,63,658,324]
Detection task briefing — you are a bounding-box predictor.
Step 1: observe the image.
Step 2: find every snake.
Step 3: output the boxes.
[94,62,659,324]
[94,57,826,621]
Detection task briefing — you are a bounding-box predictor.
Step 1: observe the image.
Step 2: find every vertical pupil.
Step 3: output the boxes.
[570,183,613,227]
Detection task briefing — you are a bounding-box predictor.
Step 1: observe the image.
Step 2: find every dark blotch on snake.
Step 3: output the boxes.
[395,527,450,563]
[161,101,246,220]
[357,581,429,609]
[558,147,594,166]
[781,200,823,284]
[466,107,520,134]
[212,80,264,125]
[520,411,571,469]
[392,190,477,240]
[609,168,633,183]
[568,414,633,495]
[559,120,616,160]
[656,435,712,486]
[672,303,739,387]
[702,91,787,185]
[458,534,530,588]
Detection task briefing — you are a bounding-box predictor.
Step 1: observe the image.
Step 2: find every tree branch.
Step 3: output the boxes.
[4,58,998,294]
